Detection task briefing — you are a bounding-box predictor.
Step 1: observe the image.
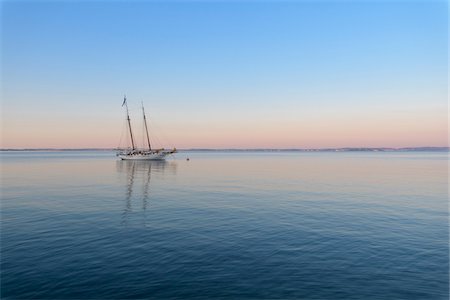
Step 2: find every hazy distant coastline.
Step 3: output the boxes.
[1,147,449,152]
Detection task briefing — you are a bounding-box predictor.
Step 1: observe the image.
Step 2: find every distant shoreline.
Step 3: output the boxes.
[1,147,449,152]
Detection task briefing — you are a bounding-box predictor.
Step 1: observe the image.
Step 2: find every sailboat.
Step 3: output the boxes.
[117,96,176,160]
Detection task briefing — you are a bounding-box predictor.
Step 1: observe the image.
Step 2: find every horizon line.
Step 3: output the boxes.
[1,146,449,152]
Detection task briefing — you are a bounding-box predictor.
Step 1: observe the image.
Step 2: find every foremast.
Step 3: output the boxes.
[123,95,136,150]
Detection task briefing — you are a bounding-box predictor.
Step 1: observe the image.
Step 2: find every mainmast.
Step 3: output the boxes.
[142,102,152,151]
[123,95,136,150]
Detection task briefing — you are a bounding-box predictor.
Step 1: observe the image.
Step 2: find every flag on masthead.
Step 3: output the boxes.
[122,95,127,107]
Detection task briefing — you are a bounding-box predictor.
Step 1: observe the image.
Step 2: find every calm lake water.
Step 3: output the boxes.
[1,151,448,299]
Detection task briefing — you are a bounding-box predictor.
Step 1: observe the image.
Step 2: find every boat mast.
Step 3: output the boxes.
[142,102,152,151]
[123,95,136,150]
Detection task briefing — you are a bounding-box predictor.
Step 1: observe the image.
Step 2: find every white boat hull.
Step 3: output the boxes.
[117,149,175,161]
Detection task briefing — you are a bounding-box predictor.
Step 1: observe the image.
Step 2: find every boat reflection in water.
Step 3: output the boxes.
[116,160,177,225]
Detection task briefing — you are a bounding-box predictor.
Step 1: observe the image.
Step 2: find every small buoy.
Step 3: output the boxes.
[186,157,190,161]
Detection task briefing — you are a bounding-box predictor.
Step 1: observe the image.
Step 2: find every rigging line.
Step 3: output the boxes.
[149,119,175,149]
[118,119,127,149]
[142,117,145,150]
[149,124,164,149]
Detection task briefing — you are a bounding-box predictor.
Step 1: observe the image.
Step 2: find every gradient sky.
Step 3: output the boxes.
[1,0,448,149]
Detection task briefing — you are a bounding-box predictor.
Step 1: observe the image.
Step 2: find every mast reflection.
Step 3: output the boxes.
[116,160,177,225]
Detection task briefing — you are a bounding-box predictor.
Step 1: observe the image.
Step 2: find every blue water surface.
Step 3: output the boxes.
[1,151,448,299]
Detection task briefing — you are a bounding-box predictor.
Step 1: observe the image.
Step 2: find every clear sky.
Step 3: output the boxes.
[1,0,448,149]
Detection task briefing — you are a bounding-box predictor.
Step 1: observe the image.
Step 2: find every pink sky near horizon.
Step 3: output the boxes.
[2,107,447,149]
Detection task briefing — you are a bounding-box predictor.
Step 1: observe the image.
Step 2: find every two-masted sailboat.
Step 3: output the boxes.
[117,96,176,160]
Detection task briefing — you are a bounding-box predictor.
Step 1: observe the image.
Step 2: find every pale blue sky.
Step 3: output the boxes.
[1,0,447,148]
